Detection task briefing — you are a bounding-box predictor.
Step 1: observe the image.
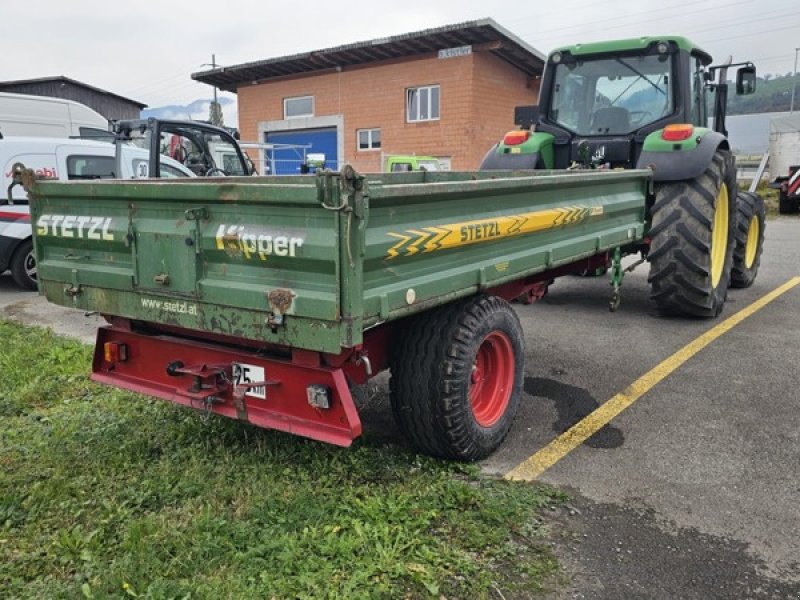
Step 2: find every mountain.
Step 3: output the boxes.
[141,96,238,126]
[728,73,799,115]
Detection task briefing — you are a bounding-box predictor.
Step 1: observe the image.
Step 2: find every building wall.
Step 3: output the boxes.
[0,81,142,120]
[237,50,538,172]
[471,52,542,167]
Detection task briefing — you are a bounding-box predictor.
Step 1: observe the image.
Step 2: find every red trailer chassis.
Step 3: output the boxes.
[92,253,613,446]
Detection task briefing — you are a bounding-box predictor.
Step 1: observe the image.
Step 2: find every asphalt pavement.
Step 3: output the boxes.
[482,218,800,599]
[2,218,799,599]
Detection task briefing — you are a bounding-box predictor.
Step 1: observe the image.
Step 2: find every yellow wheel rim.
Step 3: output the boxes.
[710,183,729,289]
[744,215,759,269]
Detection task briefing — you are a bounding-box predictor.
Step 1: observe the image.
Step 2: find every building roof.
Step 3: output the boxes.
[192,19,545,92]
[0,76,147,109]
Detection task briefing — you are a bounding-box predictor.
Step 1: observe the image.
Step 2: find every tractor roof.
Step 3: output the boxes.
[551,36,712,65]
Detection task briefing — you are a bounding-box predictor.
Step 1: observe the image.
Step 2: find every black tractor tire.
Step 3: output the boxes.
[10,239,37,291]
[730,191,765,288]
[778,190,799,215]
[647,151,736,317]
[389,294,524,460]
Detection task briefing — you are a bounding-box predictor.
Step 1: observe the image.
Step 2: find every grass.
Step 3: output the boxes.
[0,320,564,600]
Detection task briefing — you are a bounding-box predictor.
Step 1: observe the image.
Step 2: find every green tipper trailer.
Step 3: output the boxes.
[22,166,653,459]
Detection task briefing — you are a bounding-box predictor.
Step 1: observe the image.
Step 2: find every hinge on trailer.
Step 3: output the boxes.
[6,164,43,204]
[315,166,368,270]
[316,165,366,213]
[184,207,209,256]
[339,165,367,218]
[65,268,82,298]
[184,207,209,221]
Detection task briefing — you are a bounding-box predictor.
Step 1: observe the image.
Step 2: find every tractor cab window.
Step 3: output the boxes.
[159,129,247,177]
[550,54,674,135]
[689,57,709,127]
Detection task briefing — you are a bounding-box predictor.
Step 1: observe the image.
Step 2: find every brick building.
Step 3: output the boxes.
[193,19,545,173]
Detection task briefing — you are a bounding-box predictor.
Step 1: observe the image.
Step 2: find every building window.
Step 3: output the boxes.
[407,85,440,122]
[357,128,381,151]
[284,96,314,119]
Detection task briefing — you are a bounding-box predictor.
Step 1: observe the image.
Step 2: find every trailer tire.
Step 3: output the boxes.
[778,190,799,215]
[648,151,735,317]
[10,239,37,291]
[730,191,765,288]
[389,295,524,460]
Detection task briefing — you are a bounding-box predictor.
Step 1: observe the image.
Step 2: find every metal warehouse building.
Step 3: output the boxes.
[0,76,146,121]
[193,19,545,173]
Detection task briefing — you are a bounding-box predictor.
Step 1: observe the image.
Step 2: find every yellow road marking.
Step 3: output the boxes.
[504,276,800,482]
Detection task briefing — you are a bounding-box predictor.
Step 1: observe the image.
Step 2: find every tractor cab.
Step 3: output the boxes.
[113,118,255,178]
[481,37,756,171]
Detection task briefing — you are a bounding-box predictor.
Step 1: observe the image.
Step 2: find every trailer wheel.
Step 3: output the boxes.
[730,191,765,288]
[10,239,37,291]
[648,151,735,317]
[389,295,524,460]
[778,190,799,215]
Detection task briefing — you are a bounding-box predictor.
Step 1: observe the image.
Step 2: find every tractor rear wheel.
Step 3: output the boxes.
[648,151,735,317]
[730,191,765,288]
[389,295,524,460]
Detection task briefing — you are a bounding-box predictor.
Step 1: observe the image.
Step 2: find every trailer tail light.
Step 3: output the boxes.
[104,341,128,363]
[661,124,694,142]
[307,384,331,409]
[503,130,530,145]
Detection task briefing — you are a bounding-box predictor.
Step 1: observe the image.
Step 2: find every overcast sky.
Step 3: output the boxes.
[6,0,799,123]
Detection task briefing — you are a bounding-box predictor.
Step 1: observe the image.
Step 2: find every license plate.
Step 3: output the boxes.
[232,363,266,399]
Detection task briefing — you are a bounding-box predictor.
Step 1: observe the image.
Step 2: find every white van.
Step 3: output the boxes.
[1,137,194,290]
[0,92,110,139]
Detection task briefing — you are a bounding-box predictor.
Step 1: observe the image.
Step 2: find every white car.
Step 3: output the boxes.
[0,91,110,139]
[1,136,194,290]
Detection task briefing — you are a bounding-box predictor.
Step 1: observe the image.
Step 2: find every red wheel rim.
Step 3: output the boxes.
[469,331,515,428]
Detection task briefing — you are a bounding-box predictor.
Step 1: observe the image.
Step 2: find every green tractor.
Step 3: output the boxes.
[480,36,766,317]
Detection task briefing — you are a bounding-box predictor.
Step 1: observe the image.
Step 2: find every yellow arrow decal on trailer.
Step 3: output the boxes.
[384,205,603,260]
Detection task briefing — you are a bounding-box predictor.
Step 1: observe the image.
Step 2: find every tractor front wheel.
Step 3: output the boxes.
[648,151,735,317]
[730,191,765,288]
[389,295,524,460]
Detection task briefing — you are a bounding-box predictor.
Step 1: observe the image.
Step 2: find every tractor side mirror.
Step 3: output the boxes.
[736,66,757,95]
[514,105,540,129]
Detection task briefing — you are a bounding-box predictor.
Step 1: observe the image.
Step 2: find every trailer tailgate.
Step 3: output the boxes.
[28,177,352,353]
